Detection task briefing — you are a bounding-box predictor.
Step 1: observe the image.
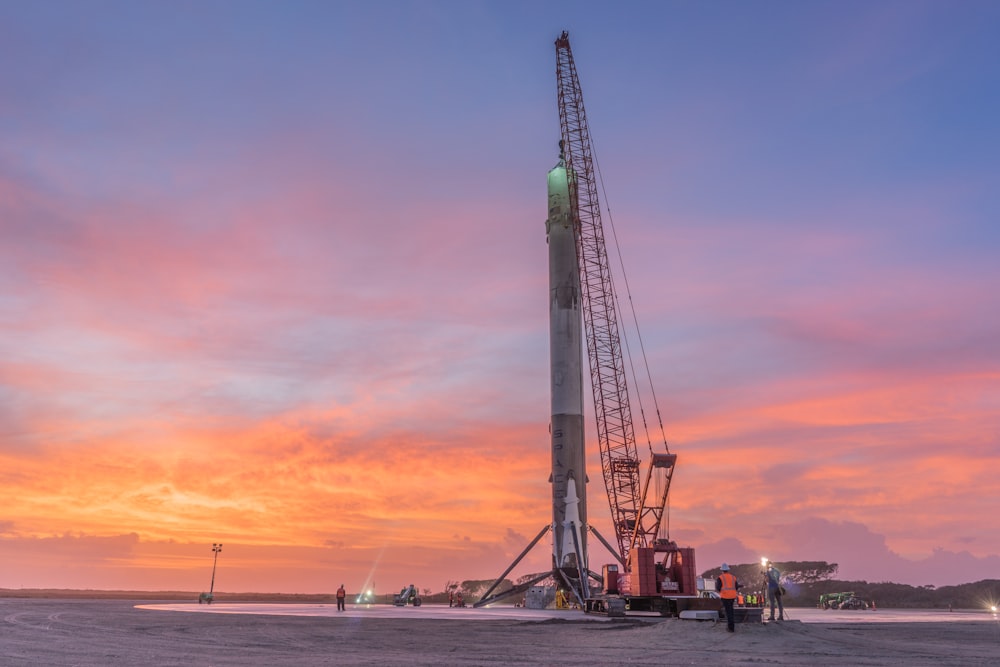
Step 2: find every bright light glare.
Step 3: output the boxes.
[991,605,997,613]
[760,557,768,567]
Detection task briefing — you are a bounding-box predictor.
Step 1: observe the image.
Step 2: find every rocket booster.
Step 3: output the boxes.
[546,151,588,572]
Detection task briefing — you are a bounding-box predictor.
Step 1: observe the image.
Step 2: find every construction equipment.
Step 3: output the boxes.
[393,584,422,607]
[553,31,699,616]
[819,592,871,610]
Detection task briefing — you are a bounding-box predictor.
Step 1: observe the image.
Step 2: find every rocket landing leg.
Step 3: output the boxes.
[473,525,598,608]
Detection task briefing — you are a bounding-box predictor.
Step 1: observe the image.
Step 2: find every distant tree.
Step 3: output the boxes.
[782,561,839,584]
[701,563,767,590]
[700,561,839,590]
[516,572,549,586]
[460,578,513,600]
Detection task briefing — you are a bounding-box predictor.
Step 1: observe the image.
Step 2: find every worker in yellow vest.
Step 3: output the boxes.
[715,563,742,632]
[555,588,568,609]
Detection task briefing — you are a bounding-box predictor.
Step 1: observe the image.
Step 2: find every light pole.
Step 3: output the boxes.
[209,543,223,598]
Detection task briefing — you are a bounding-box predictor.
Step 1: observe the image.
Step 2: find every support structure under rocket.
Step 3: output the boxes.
[546,145,588,577]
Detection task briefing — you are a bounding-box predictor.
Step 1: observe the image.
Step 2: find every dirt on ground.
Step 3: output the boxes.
[2,598,999,666]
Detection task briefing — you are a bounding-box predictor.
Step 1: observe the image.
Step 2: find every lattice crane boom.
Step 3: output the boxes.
[554,32,675,566]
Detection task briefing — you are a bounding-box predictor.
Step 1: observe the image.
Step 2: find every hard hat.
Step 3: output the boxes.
[721,563,730,571]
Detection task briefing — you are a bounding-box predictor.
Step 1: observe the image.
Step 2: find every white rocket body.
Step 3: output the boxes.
[546,156,588,573]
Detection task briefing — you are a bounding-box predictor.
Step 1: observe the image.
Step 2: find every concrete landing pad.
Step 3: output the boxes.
[136,601,618,622]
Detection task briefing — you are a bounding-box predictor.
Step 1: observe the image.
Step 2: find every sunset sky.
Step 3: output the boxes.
[2,0,998,595]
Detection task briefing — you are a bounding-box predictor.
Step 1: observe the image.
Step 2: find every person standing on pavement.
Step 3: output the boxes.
[715,563,741,632]
[336,584,346,611]
[764,561,785,621]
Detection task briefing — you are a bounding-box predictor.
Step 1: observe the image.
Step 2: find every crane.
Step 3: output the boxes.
[474,32,696,616]
[555,31,696,614]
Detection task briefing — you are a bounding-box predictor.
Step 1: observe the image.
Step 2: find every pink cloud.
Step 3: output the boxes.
[2,4,998,595]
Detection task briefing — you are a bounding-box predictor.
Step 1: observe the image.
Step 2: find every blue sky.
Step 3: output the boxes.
[1,1,998,592]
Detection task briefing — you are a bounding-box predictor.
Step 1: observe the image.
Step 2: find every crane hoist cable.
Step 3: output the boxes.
[593,148,670,458]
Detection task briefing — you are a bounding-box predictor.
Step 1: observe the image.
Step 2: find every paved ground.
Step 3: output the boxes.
[3,598,999,666]
[137,600,618,621]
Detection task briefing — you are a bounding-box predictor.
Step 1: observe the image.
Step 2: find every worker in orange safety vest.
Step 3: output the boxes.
[336,584,346,612]
[715,563,742,632]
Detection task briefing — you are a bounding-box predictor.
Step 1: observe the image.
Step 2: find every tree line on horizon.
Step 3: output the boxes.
[4,560,996,609]
[701,561,1000,610]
